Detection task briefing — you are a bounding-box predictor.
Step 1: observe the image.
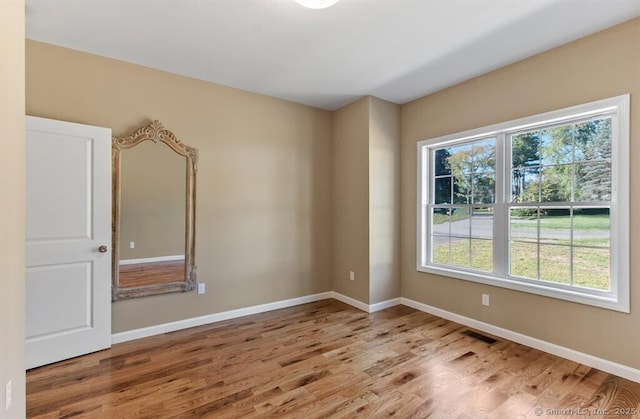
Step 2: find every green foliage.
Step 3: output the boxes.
[434,149,452,204]
[433,139,495,205]
[511,118,612,204]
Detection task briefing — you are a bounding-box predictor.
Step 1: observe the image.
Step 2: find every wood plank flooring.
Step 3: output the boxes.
[119,261,185,288]
[26,300,640,418]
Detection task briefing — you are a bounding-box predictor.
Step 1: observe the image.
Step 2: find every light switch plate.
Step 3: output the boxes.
[5,380,11,411]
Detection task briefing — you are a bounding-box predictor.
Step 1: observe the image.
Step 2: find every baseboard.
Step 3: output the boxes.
[119,255,185,266]
[400,297,640,384]
[369,297,402,313]
[111,292,333,344]
[112,291,400,344]
[111,291,640,384]
[329,292,370,312]
[330,292,401,313]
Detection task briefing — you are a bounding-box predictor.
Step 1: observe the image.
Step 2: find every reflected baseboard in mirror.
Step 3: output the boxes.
[119,259,185,288]
[112,120,198,301]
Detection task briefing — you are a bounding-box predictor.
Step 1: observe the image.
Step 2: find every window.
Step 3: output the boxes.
[417,95,629,312]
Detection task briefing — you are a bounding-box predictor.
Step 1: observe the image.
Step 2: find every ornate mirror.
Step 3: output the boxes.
[112,120,198,300]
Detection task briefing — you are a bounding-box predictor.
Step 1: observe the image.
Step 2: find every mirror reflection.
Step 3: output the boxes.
[112,120,198,301]
[118,141,186,288]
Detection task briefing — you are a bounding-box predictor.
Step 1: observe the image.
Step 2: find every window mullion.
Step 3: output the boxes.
[493,133,508,277]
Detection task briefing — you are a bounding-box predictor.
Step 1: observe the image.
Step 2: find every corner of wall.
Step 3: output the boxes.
[1,0,26,417]
[330,95,402,306]
[368,97,401,305]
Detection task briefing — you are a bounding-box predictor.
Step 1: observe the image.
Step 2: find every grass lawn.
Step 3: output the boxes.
[432,209,473,225]
[511,214,609,230]
[433,239,609,290]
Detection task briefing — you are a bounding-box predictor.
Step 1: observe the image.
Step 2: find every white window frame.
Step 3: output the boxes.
[417,95,630,312]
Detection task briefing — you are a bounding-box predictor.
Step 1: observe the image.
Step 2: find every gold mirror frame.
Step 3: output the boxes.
[112,120,198,301]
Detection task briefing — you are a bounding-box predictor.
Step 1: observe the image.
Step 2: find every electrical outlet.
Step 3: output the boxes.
[349,271,355,281]
[129,241,135,249]
[482,294,490,306]
[197,283,206,295]
[5,380,11,411]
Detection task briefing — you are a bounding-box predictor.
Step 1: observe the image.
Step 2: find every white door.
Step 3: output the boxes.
[25,116,112,369]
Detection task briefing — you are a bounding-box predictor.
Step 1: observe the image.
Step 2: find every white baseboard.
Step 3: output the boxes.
[111,292,332,344]
[110,291,640,384]
[329,292,401,313]
[369,297,402,313]
[120,255,185,266]
[112,291,400,345]
[329,292,370,312]
[400,297,640,384]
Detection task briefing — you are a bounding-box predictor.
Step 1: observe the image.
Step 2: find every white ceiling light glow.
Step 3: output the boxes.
[294,0,340,9]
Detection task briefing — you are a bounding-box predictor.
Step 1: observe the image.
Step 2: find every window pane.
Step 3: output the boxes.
[473,139,496,172]
[434,148,451,176]
[574,118,612,162]
[540,165,572,202]
[473,172,495,204]
[573,208,610,247]
[511,168,539,202]
[510,208,538,243]
[540,126,572,165]
[573,247,610,291]
[471,239,492,272]
[432,236,450,265]
[431,208,450,235]
[510,242,538,279]
[450,144,473,175]
[471,207,493,239]
[434,177,452,204]
[450,207,470,237]
[453,175,472,204]
[575,162,611,201]
[512,132,540,168]
[539,208,571,245]
[540,245,570,284]
[449,238,470,269]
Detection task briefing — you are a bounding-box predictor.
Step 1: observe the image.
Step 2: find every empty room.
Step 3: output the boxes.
[2,0,640,418]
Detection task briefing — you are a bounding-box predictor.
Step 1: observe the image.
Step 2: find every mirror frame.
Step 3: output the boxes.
[112,120,198,301]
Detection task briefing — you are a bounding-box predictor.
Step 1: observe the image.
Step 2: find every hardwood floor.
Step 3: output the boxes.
[119,261,185,288]
[27,300,640,418]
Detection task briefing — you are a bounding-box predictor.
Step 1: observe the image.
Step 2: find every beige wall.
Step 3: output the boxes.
[26,40,332,333]
[331,96,401,305]
[331,97,371,303]
[401,18,640,368]
[23,15,640,377]
[0,0,26,417]
[119,141,186,260]
[369,97,401,304]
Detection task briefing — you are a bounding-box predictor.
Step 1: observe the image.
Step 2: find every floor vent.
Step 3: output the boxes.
[461,329,498,344]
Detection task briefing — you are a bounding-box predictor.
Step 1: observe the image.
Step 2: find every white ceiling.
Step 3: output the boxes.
[25,0,640,110]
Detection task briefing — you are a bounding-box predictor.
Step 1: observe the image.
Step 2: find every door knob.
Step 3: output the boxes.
[98,245,108,253]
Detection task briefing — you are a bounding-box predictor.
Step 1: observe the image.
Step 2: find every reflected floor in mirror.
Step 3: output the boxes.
[26,300,640,418]
[119,260,185,288]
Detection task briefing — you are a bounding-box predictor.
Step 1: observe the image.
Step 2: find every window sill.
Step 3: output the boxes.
[417,264,629,313]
